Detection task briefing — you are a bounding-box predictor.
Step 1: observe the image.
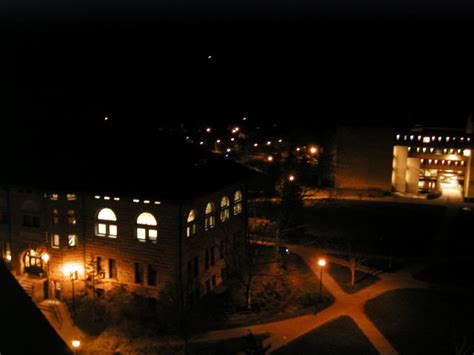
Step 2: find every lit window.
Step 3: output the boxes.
[205,203,216,231]
[52,234,60,249]
[463,149,471,157]
[67,210,76,225]
[423,136,430,143]
[220,196,230,222]
[94,195,101,199]
[104,196,110,200]
[95,208,118,238]
[396,134,400,140]
[133,199,140,203]
[114,197,120,201]
[68,234,77,248]
[136,212,158,243]
[52,209,59,225]
[66,194,77,201]
[187,209,197,237]
[4,242,11,262]
[234,191,243,215]
[154,201,161,205]
[144,200,150,204]
[50,193,59,201]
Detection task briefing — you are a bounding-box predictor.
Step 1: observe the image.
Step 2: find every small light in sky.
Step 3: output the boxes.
[253,143,258,147]
[267,155,274,162]
[231,138,235,142]
[243,117,247,121]
[310,146,318,154]
[186,136,190,140]
[226,148,231,152]
[216,139,221,143]
[208,55,212,59]
[278,139,283,143]
[199,141,204,145]
[206,127,211,133]
[296,147,301,152]
[288,175,295,182]
[104,116,109,121]
[266,141,272,146]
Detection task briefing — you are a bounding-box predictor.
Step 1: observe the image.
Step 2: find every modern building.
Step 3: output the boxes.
[0,120,252,311]
[333,123,474,198]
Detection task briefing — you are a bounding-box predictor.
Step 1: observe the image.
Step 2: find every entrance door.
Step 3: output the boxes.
[24,250,44,276]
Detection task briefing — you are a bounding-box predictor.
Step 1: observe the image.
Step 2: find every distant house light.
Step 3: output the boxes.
[410,135,414,141]
[461,137,465,141]
[199,141,204,145]
[50,194,59,201]
[104,196,110,200]
[446,137,450,142]
[468,138,471,142]
[266,141,272,146]
[143,200,150,204]
[463,149,471,157]
[396,134,400,140]
[418,135,422,141]
[66,194,77,201]
[438,136,442,141]
[231,138,235,142]
[216,139,221,143]
[253,143,258,147]
[94,195,101,199]
[114,197,120,201]
[423,137,430,143]
[154,201,161,205]
[133,199,140,203]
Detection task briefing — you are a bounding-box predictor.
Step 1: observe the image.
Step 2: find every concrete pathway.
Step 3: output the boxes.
[190,244,430,355]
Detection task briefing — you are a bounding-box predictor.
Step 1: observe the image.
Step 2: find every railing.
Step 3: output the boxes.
[52,300,63,328]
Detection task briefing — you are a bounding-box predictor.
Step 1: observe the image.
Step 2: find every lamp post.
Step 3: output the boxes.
[318,258,326,302]
[72,340,81,355]
[70,270,78,313]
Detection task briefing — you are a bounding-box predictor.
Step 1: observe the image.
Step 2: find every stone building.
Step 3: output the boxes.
[0,119,251,310]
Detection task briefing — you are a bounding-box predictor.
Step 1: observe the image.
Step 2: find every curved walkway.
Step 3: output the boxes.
[191,244,430,355]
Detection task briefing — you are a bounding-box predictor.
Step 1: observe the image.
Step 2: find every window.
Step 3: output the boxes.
[220,196,230,222]
[205,249,210,270]
[96,208,117,238]
[68,234,77,248]
[136,212,158,243]
[0,210,7,224]
[233,190,243,215]
[193,256,199,277]
[52,209,59,225]
[97,257,103,275]
[50,193,59,201]
[23,214,39,227]
[186,209,197,237]
[108,258,117,279]
[134,263,143,284]
[205,203,215,231]
[67,210,76,225]
[210,246,215,266]
[52,234,60,249]
[66,194,77,201]
[148,264,157,286]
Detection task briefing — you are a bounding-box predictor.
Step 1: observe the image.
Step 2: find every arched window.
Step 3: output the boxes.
[205,203,215,231]
[220,196,230,222]
[136,212,158,243]
[233,190,242,215]
[187,209,197,237]
[96,208,117,238]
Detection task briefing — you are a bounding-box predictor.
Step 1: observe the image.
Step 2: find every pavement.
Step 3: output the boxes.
[190,244,430,354]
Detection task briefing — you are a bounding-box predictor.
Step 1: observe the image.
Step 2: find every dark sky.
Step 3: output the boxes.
[2,2,474,133]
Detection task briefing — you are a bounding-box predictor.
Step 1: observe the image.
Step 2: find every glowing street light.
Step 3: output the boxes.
[72,340,81,354]
[310,146,318,154]
[318,258,326,302]
[206,127,211,133]
[267,155,274,162]
[288,175,295,182]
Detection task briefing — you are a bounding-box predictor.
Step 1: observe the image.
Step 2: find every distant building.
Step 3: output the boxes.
[0,122,251,311]
[332,124,474,198]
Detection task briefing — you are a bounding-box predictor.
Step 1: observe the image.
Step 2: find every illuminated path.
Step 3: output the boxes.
[191,244,429,355]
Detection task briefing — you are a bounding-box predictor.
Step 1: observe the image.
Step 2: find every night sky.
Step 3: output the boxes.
[2,1,474,135]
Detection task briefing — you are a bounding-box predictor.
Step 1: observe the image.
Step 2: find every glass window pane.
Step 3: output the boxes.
[137,228,146,241]
[68,235,77,247]
[98,223,107,235]
[98,208,117,221]
[109,224,117,237]
[149,229,158,240]
[137,212,157,226]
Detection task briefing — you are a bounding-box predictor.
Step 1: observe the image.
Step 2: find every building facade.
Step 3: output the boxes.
[0,183,247,309]
[333,125,474,198]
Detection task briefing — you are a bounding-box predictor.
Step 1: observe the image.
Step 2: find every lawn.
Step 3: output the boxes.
[189,332,271,355]
[273,316,378,355]
[186,250,334,333]
[365,288,474,354]
[414,259,474,286]
[326,262,380,294]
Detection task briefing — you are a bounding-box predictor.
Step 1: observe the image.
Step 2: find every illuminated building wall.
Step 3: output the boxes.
[0,184,246,308]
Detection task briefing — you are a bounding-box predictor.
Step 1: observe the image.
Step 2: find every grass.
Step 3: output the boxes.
[189,332,271,355]
[186,251,334,333]
[365,288,474,354]
[273,316,378,355]
[414,259,474,286]
[326,262,380,294]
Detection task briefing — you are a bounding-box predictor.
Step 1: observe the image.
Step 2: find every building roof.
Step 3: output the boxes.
[0,262,72,354]
[1,118,256,201]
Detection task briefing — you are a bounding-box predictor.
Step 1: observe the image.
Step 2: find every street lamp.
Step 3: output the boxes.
[318,258,326,302]
[72,340,81,354]
[70,270,78,312]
